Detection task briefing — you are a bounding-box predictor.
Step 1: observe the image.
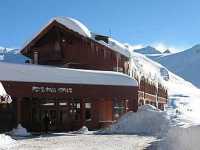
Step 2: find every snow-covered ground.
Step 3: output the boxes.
[0,134,16,150]
[1,133,156,150]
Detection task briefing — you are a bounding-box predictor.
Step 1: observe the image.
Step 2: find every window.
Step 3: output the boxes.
[70,102,81,121]
[85,102,92,121]
[113,99,125,119]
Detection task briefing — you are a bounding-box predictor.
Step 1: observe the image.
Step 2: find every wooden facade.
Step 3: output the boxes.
[21,21,129,73]
[0,81,138,132]
[20,18,167,110]
[137,77,168,110]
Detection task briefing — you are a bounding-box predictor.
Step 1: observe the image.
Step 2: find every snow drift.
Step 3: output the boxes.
[0,134,15,148]
[103,105,171,136]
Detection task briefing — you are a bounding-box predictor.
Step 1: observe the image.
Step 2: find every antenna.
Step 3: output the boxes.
[109,28,112,37]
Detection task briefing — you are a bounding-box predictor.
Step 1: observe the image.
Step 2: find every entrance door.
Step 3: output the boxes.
[40,109,57,131]
[39,101,71,132]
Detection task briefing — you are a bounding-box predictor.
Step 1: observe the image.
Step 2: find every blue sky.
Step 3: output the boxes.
[0,0,200,52]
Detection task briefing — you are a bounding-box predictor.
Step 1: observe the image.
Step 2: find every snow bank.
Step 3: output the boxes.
[102,105,171,136]
[159,125,200,150]
[0,134,15,148]
[9,124,31,136]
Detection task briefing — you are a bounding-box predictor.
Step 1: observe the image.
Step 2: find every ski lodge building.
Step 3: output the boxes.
[0,17,167,132]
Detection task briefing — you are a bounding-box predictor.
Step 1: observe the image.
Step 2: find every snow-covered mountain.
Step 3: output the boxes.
[134,46,162,54]
[144,45,200,89]
[0,47,28,64]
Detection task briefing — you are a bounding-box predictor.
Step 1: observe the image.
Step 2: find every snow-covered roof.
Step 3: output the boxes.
[21,17,92,52]
[96,38,131,58]
[0,62,137,87]
[21,17,131,58]
[53,17,92,38]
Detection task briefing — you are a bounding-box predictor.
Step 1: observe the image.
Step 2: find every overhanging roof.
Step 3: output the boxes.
[0,62,138,87]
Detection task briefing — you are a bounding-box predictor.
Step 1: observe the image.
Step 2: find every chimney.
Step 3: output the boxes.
[33,51,38,64]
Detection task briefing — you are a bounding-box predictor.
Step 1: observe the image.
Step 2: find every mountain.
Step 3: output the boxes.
[0,47,28,64]
[163,49,171,54]
[134,46,162,54]
[149,44,200,89]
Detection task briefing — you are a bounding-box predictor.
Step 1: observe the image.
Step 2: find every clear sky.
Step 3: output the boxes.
[1,0,200,52]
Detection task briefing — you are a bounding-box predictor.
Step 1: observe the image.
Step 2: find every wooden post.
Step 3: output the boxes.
[16,97,22,124]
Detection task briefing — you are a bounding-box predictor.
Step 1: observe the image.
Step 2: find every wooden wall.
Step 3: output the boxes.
[22,23,129,73]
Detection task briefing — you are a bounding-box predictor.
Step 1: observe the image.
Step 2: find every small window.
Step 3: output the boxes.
[70,102,81,121]
[113,99,124,119]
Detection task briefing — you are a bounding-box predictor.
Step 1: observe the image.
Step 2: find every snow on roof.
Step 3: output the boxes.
[21,17,92,51]
[53,17,92,38]
[92,36,131,58]
[21,17,131,58]
[0,62,137,87]
[107,38,131,58]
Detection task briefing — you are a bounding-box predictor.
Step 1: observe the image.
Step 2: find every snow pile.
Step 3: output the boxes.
[103,105,171,136]
[9,124,31,136]
[159,125,200,150]
[0,134,15,148]
[72,126,89,134]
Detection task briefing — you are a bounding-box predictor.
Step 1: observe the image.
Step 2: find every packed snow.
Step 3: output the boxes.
[2,133,156,150]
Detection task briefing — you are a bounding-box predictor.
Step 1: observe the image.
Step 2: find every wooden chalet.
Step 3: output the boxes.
[0,16,167,132]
